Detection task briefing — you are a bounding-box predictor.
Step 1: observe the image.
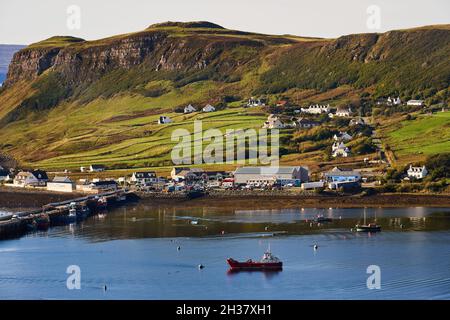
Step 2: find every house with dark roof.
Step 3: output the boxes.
[13,170,48,187]
[131,171,157,185]
[89,165,106,172]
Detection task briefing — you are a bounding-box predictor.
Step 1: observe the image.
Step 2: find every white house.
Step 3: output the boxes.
[262,114,285,129]
[13,170,48,187]
[406,165,428,179]
[301,104,330,114]
[333,131,352,142]
[407,100,424,107]
[47,176,75,193]
[202,104,216,112]
[89,165,105,172]
[158,116,173,124]
[332,141,350,157]
[247,97,265,107]
[131,171,157,185]
[350,118,365,126]
[387,97,401,106]
[184,104,197,114]
[335,107,352,117]
[234,166,309,186]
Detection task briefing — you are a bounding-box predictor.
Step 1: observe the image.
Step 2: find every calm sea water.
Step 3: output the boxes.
[0,205,449,300]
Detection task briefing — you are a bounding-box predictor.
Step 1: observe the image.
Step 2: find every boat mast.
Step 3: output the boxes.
[364,208,367,225]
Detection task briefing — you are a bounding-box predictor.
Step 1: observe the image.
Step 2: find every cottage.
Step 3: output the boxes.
[184,104,197,114]
[158,116,173,124]
[13,170,48,187]
[301,104,330,114]
[407,100,424,107]
[170,167,204,182]
[131,171,157,185]
[202,104,216,112]
[324,167,361,183]
[406,165,428,179]
[294,117,319,129]
[333,131,352,142]
[332,141,350,157]
[350,118,365,126]
[234,166,309,186]
[387,97,401,106]
[89,164,105,172]
[47,176,75,193]
[246,97,265,107]
[263,114,285,129]
[334,107,352,117]
[276,100,288,107]
[301,181,325,191]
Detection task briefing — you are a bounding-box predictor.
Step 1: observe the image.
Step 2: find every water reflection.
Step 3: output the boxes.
[45,204,450,242]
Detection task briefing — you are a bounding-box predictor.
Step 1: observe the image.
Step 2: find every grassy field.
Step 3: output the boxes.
[384,111,450,165]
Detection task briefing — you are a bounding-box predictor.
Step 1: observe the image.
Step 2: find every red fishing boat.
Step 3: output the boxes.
[227,250,283,271]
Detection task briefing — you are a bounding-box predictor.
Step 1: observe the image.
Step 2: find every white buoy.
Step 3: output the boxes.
[177,246,181,251]
[314,244,318,250]
[198,264,205,270]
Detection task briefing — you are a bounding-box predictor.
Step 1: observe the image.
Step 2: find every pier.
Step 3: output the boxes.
[0,190,135,240]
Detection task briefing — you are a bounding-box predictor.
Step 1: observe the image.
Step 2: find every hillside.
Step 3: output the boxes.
[0,22,449,171]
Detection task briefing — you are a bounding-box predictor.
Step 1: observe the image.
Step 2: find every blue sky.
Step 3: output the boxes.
[0,0,449,44]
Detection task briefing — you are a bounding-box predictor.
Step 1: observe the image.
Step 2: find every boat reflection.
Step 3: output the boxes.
[226,268,282,279]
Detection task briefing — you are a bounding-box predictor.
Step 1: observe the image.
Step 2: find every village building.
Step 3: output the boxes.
[88,164,105,172]
[202,104,216,112]
[13,170,48,187]
[406,165,428,179]
[158,116,173,124]
[301,104,330,114]
[76,180,118,193]
[184,104,197,114]
[294,117,319,129]
[407,100,424,107]
[131,171,157,185]
[233,166,309,186]
[47,176,76,193]
[324,167,361,183]
[334,107,352,117]
[246,97,266,107]
[262,114,285,129]
[332,141,351,157]
[276,100,288,107]
[333,131,352,142]
[350,118,365,126]
[387,97,402,106]
[301,181,325,191]
[170,167,204,182]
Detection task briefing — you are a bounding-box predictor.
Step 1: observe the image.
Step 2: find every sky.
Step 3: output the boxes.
[0,0,449,45]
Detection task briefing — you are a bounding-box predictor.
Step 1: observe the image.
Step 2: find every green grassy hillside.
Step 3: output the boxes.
[0,22,449,171]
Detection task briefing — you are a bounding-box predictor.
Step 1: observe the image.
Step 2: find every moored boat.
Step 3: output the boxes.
[355,209,381,232]
[227,250,282,271]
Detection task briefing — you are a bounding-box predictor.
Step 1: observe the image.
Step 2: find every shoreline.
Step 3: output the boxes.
[138,192,450,209]
[1,186,449,211]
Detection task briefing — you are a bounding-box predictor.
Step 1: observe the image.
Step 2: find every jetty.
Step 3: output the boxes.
[0,189,134,240]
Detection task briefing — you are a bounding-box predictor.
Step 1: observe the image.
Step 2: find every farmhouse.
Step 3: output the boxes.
[406,165,428,179]
[350,118,365,126]
[89,164,105,172]
[13,170,48,187]
[407,100,424,106]
[247,97,265,107]
[263,114,285,129]
[332,141,350,157]
[334,107,352,117]
[333,131,352,142]
[202,104,216,112]
[184,104,197,114]
[131,171,157,185]
[158,116,173,124]
[387,97,401,106]
[47,176,75,193]
[276,100,288,107]
[301,104,330,114]
[234,166,309,186]
[294,117,319,129]
[171,167,204,182]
